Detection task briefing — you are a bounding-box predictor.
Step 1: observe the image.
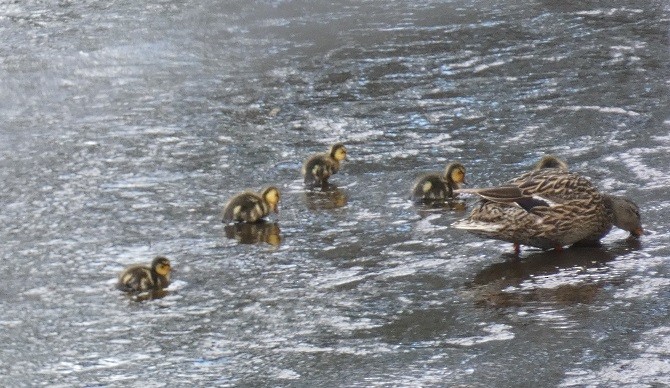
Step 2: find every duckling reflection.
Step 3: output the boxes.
[224,221,282,246]
[414,199,468,219]
[130,289,169,302]
[304,185,348,210]
[469,247,622,308]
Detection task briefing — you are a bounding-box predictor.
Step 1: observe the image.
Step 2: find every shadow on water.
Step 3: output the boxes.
[354,308,457,344]
[304,185,348,210]
[223,222,282,246]
[469,238,643,308]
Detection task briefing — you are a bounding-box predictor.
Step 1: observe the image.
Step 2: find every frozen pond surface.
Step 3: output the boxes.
[1,0,670,386]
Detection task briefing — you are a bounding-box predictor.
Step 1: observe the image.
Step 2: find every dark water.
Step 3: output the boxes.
[2,0,670,386]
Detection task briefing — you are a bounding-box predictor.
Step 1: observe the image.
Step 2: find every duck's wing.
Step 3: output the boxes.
[457,185,555,212]
[456,185,524,202]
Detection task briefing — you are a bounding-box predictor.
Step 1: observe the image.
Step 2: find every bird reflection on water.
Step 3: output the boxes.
[121,289,170,303]
[223,222,282,246]
[468,239,642,308]
[304,185,348,210]
[415,199,467,219]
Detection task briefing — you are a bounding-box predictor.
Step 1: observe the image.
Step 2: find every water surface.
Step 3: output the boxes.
[1,0,670,386]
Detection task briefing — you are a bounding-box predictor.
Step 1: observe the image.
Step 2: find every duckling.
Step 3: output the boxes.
[222,186,280,223]
[533,154,568,171]
[302,143,347,187]
[304,186,348,210]
[117,256,172,293]
[411,162,466,203]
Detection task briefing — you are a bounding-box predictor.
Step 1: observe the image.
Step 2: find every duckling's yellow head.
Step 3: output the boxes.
[534,155,568,171]
[330,143,347,161]
[262,186,281,213]
[152,256,172,277]
[445,163,466,185]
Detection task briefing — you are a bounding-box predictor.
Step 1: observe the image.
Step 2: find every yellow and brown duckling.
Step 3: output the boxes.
[452,168,642,254]
[222,186,280,223]
[117,256,172,293]
[411,162,466,203]
[302,143,347,187]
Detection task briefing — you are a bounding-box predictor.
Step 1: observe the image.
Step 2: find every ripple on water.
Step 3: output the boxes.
[561,326,670,387]
[443,323,515,347]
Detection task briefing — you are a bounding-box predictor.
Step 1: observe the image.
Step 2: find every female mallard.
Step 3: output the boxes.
[222,186,280,223]
[117,256,172,293]
[302,143,347,187]
[452,169,642,254]
[411,162,466,203]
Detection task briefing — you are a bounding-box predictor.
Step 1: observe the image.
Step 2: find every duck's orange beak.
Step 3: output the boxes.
[631,227,644,238]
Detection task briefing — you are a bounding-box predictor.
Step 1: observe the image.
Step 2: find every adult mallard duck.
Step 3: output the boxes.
[224,222,282,246]
[222,186,280,223]
[117,256,172,293]
[302,143,347,187]
[411,162,466,203]
[452,169,642,254]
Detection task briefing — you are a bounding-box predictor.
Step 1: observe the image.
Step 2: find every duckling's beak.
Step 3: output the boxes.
[273,204,279,214]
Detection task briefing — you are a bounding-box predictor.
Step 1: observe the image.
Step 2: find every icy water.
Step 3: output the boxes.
[1,0,670,386]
